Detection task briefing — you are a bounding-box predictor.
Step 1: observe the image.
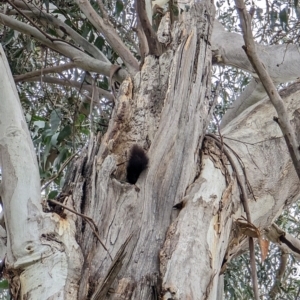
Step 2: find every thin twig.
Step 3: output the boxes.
[222,135,283,145]
[269,250,288,299]
[41,151,79,191]
[14,62,76,82]
[7,0,53,41]
[10,0,108,61]
[248,237,259,299]
[215,135,256,201]
[205,134,251,220]
[48,199,113,261]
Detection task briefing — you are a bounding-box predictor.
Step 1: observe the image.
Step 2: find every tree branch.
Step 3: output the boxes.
[0,44,83,299]
[234,0,300,180]
[13,62,76,82]
[269,250,288,299]
[74,0,139,74]
[0,13,128,81]
[213,18,300,127]
[48,199,112,260]
[18,75,113,102]
[135,17,148,63]
[9,0,109,62]
[136,0,162,56]
[266,223,300,259]
[212,20,300,83]
[221,79,267,128]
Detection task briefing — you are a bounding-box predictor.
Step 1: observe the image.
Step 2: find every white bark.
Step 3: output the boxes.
[220,79,267,128]
[212,20,300,82]
[65,2,216,298]
[212,20,300,126]
[0,45,83,299]
[160,82,300,299]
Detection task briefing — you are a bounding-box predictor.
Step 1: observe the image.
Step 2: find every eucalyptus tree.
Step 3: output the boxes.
[1,0,300,299]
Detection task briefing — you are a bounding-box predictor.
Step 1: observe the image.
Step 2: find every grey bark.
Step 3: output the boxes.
[61,2,215,299]
[59,2,300,299]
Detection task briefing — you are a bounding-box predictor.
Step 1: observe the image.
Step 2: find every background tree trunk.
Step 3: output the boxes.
[0,45,83,299]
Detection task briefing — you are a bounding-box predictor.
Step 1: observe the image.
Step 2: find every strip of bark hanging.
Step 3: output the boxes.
[205,134,259,300]
[135,0,163,56]
[234,0,300,180]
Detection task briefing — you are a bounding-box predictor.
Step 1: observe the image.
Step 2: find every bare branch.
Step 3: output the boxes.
[205,133,259,300]
[0,13,128,81]
[109,19,140,56]
[266,224,300,259]
[95,0,109,20]
[221,79,267,128]
[74,0,139,74]
[234,0,300,180]
[135,17,148,63]
[41,151,79,191]
[212,20,300,83]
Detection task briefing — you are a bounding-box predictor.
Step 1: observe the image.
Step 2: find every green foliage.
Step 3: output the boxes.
[217,0,300,44]
[115,0,124,17]
[18,72,112,191]
[0,279,10,300]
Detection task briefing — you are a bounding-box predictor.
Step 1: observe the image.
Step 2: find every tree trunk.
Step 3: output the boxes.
[0,45,83,299]
[61,2,300,299]
[63,2,216,299]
